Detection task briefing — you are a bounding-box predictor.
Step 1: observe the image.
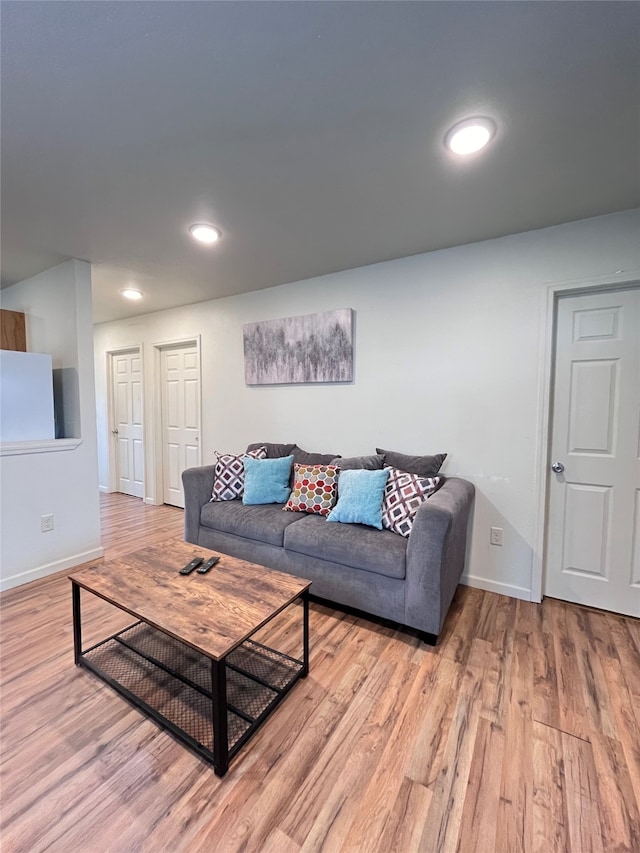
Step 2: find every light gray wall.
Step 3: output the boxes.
[1,260,103,589]
[94,209,640,600]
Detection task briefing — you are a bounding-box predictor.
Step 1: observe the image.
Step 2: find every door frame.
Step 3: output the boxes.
[531,270,640,603]
[150,336,202,507]
[105,344,144,495]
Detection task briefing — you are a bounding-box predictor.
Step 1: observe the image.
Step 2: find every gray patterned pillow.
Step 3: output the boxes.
[211,446,267,501]
[381,466,444,537]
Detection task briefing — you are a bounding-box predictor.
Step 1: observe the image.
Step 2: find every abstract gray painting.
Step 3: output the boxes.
[244,308,353,385]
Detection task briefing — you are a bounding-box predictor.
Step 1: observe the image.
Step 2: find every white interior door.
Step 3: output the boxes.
[545,287,640,617]
[111,349,144,498]
[160,344,201,508]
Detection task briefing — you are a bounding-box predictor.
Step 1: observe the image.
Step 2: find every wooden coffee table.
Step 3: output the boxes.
[69,541,311,776]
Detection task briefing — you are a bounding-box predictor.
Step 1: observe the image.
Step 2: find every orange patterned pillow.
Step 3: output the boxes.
[283,464,339,516]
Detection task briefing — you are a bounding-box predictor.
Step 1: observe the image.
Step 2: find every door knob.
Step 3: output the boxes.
[551,461,564,474]
[112,428,119,435]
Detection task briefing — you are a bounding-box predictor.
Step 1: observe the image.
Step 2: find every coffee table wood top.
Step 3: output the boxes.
[69,540,311,661]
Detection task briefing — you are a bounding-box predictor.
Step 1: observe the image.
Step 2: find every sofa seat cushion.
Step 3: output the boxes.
[200,500,305,547]
[284,514,406,579]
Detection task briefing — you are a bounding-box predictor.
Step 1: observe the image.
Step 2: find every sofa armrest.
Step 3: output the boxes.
[404,477,475,636]
[182,465,215,544]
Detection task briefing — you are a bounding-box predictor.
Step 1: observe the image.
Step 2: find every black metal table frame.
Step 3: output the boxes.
[72,581,309,776]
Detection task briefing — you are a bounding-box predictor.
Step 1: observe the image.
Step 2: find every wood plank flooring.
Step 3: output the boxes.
[1,492,639,852]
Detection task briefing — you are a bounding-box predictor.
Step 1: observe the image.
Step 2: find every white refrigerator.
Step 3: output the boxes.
[0,350,56,442]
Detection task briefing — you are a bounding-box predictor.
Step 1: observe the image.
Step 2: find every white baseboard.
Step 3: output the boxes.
[461,573,531,602]
[144,497,157,506]
[99,485,109,493]
[0,547,105,592]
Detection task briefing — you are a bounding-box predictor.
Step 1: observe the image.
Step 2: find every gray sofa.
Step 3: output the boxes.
[182,446,475,643]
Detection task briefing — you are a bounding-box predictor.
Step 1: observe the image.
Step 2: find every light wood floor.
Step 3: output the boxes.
[1,493,639,852]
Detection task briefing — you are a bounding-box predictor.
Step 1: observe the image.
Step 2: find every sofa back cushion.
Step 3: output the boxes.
[375,447,446,477]
[331,453,385,470]
[293,446,341,466]
[246,442,296,458]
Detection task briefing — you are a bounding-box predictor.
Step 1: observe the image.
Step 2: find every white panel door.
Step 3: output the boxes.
[545,288,640,616]
[160,344,201,507]
[111,350,144,498]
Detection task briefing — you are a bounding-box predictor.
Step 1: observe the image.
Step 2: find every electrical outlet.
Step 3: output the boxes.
[41,513,54,533]
[490,526,503,546]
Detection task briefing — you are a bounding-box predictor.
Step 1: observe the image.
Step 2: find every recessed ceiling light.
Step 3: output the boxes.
[189,223,221,244]
[120,288,143,301]
[445,117,496,156]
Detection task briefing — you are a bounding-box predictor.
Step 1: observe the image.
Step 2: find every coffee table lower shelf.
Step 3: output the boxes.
[78,618,306,775]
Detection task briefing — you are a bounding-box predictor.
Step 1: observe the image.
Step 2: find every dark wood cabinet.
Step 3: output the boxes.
[0,308,27,351]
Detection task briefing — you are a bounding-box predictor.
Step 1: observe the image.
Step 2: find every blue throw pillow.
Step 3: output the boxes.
[327,468,390,529]
[243,455,294,505]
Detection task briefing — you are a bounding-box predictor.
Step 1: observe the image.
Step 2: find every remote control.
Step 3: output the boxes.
[197,556,220,574]
[179,557,204,575]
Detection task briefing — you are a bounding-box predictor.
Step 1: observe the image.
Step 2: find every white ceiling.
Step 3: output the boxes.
[2,1,639,324]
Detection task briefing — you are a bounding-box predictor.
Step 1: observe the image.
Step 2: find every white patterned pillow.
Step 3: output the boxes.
[211,446,267,501]
[381,466,442,537]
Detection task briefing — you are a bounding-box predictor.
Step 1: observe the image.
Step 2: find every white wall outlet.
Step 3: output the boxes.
[41,513,54,533]
[490,526,504,546]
